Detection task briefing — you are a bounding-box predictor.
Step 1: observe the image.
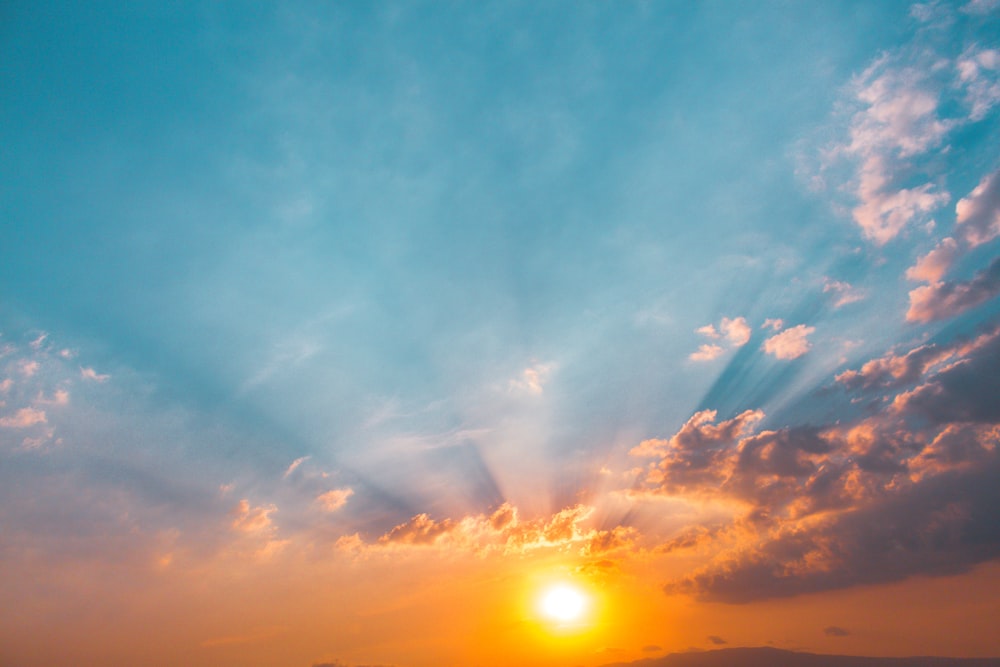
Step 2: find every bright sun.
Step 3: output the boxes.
[538,584,588,623]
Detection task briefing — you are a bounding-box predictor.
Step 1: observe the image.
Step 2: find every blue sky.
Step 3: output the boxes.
[3,2,1000,665]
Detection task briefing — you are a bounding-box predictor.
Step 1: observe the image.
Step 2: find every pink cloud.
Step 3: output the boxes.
[906,237,960,282]
[762,324,815,360]
[0,407,47,428]
[720,317,751,346]
[906,257,1000,322]
[955,168,1000,247]
[689,344,724,362]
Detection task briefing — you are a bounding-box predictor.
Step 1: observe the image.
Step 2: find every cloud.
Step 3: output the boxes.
[762,318,784,332]
[719,317,751,346]
[692,317,751,360]
[696,324,720,339]
[650,316,1000,603]
[956,47,1000,121]
[823,279,865,308]
[510,362,554,394]
[343,502,632,557]
[231,499,278,534]
[891,328,1000,423]
[707,635,728,645]
[80,366,110,382]
[762,325,815,360]
[843,61,953,243]
[642,645,663,653]
[837,325,998,393]
[955,167,1000,247]
[635,409,764,493]
[316,488,354,512]
[283,456,310,478]
[906,256,1000,322]
[824,626,850,637]
[690,344,724,362]
[0,407,47,428]
[19,360,38,377]
[907,237,960,283]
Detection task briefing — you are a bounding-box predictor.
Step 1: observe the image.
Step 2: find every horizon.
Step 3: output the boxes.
[2,2,1000,666]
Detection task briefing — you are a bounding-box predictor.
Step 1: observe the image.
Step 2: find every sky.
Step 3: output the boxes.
[2,1,1000,666]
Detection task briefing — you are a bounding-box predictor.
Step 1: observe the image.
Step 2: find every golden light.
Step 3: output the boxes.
[538,583,589,624]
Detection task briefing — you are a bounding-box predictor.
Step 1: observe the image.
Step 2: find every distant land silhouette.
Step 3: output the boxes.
[600,647,1000,667]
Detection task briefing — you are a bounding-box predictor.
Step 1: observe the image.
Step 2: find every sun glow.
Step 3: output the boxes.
[538,583,589,624]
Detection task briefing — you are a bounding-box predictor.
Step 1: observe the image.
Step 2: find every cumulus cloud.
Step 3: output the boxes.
[635,409,764,493]
[762,318,784,332]
[906,256,1000,322]
[907,237,960,283]
[823,279,865,308]
[843,61,953,243]
[316,488,353,512]
[762,325,815,360]
[648,317,1000,603]
[690,344,724,362]
[691,316,751,360]
[719,317,751,346]
[891,329,1000,423]
[955,168,1000,247]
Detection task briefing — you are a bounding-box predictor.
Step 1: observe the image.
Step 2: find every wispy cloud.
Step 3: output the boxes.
[316,488,353,512]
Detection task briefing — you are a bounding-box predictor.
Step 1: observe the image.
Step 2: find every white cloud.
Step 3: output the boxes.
[763,325,816,360]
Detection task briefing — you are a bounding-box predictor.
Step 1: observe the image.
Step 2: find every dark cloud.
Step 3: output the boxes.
[664,456,1000,603]
[824,626,850,637]
[893,328,1000,423]
[707,635,728,645]
[648,315,1000,603]
[907,256,1000,323]
[643,645,664,652]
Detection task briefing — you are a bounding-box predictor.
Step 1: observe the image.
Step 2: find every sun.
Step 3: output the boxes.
[538,583,589,624]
